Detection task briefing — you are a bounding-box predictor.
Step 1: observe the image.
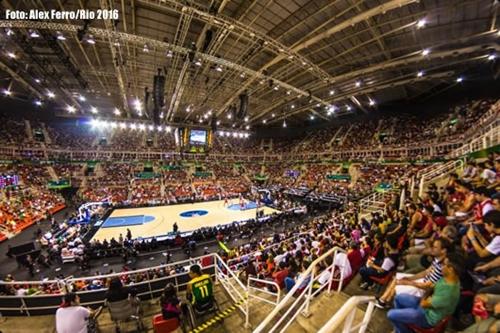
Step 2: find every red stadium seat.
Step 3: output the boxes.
[153,314,179,333]
[370,271,395,293]
[407,316,450,333]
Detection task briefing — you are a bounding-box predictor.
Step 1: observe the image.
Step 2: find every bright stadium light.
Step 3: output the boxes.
[148,125,154,131]
[245,125,250,130]
[487,54,496,61]
[310,115,315,120]
[130,123,137,130]
[329,90,335,95]
[78,95,86,102]
[90,119,99,128]
[456,76,463,83]
[7,52,16,59]
[66,105,76,113]
[283,120,287,128]
[90,106,98,114]
[34,100,42,106]
[110,122,118,129]
[157,125,163,132]
[2,89,11,96]
[119,122,127,129]
[355,81,361,87]
[47,91,55,98]
[369,99,376,106]
[416,19,427,28]
[139,123,146,131]
[417,71,424,77]
[165,126,172,132]
[114,108,121,116]
[422,49,430,56]
[29,29,39,38]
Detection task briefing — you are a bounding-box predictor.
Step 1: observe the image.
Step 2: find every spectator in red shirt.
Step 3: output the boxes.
[272,261,290,290]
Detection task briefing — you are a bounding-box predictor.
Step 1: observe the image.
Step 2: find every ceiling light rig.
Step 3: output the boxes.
[86,34,95,44]
[7,52,16,59]
[47,91,55,99]
[29,29,39,38]
[114,108,121,116]
[66,105,76,113]
[487,54,496,61]
[456,76,463,83]
[2,89,12,96]
[416,19,427,28]
[34,100,42,106]
[422,49,430,56]
[417,70,424,77]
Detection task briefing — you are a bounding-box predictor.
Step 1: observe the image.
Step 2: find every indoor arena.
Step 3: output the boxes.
[0,1,499,333]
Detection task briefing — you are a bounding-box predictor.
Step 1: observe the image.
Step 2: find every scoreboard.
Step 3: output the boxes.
[0,174,19,188]
[178,127,213,153]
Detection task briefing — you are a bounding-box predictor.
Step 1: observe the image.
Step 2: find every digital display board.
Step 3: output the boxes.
[0,175,19,188]
[189,129,207,145]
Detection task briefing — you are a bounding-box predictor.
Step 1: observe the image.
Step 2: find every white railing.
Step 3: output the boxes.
[213,254,248,317]
[418,159,464,197]
[358,191,387,215]
[447,118,500,158]
[253,246,346,333]
[245,277,281,328]
[317,296,376,333]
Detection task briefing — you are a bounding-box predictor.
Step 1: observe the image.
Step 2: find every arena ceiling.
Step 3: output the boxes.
[0,0,498,129]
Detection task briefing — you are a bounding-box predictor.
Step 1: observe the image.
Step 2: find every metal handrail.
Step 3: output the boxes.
[317,296,376,333]
[253,246,346,333]
[213,253,248,317]
[0,253,213,288]
[245,277,281,328]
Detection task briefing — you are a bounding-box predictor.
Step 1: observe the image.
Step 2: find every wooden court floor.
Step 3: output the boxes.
[91,200,279,242]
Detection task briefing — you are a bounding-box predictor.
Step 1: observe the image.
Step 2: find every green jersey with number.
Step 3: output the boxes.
[189,274,213,304]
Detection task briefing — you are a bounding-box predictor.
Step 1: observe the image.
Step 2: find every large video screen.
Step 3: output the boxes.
[189,129,207,145]
[0,175,19,188]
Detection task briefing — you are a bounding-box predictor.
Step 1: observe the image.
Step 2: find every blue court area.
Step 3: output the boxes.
[102,215,155,228]
[179,210,209,218]
[228,201,258,211]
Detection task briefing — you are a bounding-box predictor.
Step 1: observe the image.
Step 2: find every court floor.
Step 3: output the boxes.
[91,199,279,242]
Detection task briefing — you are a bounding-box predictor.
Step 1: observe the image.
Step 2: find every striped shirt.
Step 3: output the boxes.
[423,258,443,284]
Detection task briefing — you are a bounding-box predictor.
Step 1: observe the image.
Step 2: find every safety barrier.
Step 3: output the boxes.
[253,246,346,333]
[245,277,281,328]
[317,295,376,333]
[417,159,464,197]
[0,254,218,316]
